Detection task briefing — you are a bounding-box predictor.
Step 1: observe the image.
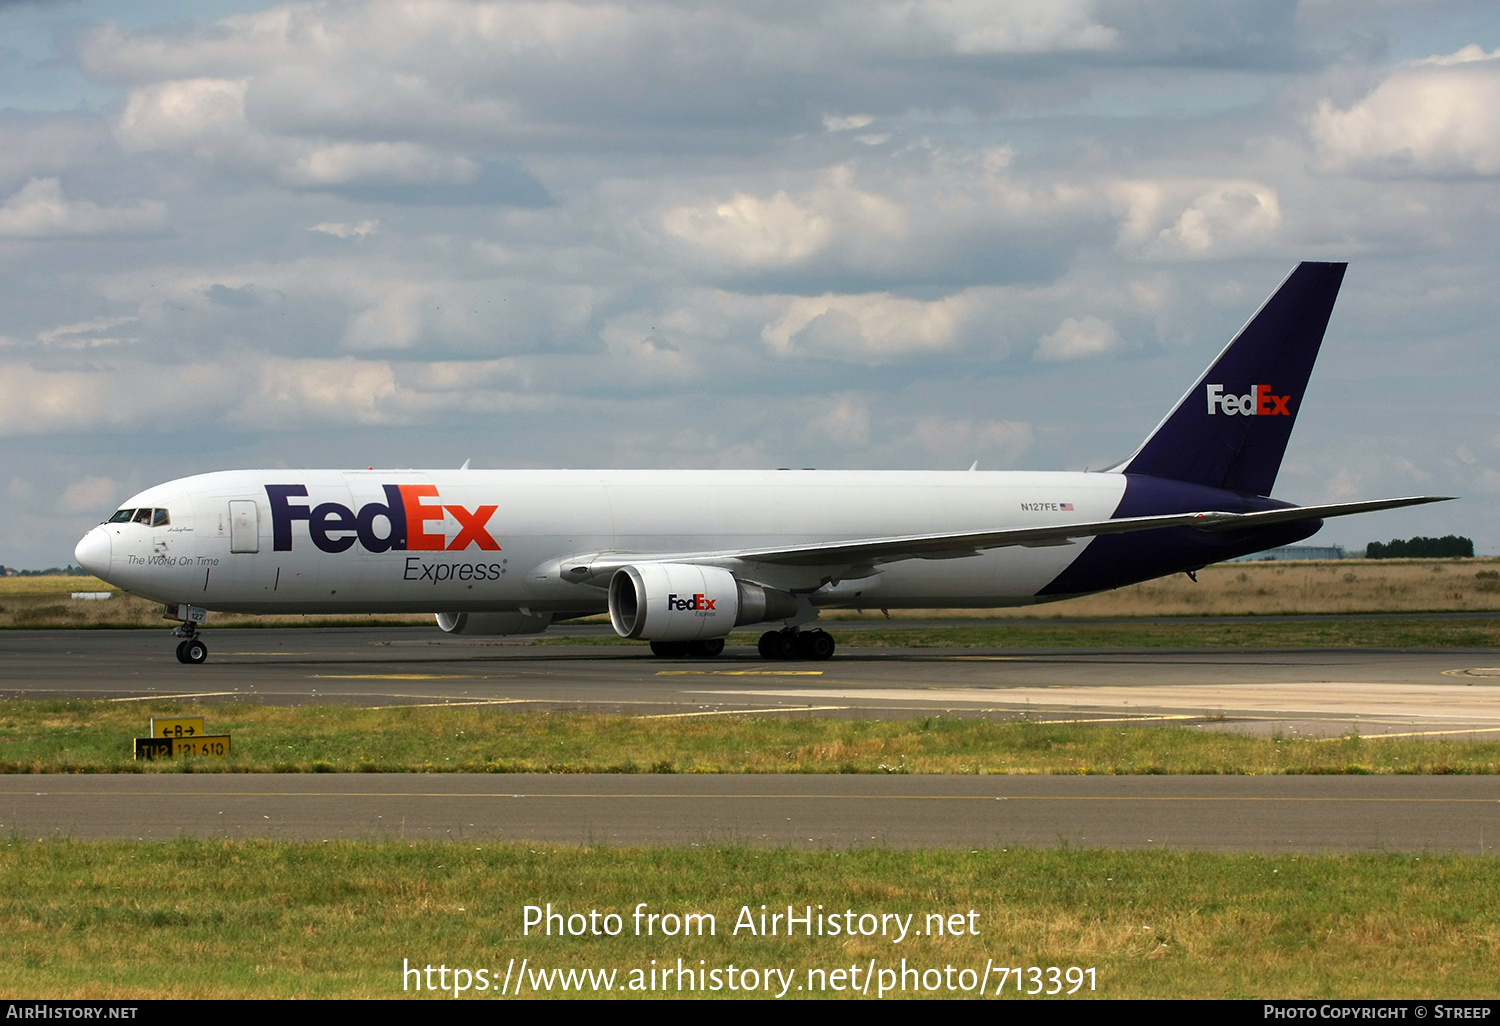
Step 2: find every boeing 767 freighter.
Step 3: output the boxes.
[74,262,1450,663]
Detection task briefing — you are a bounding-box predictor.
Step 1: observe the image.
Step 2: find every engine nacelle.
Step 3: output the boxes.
[607,563,797,642]
[435,611,553,635]
[609,563,739,640]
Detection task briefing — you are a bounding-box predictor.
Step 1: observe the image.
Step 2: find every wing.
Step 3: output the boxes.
[573,495,1452,579]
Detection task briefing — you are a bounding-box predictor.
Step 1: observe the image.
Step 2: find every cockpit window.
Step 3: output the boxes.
[108,507,169,525]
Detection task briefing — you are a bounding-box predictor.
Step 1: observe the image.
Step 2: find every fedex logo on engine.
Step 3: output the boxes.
[1206,384,1292,417]
[668,593,717,612]
[266,484,499,554]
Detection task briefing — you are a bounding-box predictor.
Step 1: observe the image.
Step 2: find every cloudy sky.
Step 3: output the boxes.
[2,0,1497,566]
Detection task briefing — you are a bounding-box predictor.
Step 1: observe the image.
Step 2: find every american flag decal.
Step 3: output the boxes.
[1061,503,1074,511]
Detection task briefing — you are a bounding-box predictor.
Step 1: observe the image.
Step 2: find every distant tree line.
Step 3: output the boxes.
[0,564,87,576]
[1365,536,1474,559]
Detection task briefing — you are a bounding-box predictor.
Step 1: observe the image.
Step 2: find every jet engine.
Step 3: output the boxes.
[434,611,553,635]
[608,563,797,641]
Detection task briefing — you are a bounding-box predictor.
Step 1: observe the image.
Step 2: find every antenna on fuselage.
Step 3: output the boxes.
[459,459,470,470]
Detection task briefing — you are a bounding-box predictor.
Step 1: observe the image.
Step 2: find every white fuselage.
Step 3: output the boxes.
[82,468,1128,614]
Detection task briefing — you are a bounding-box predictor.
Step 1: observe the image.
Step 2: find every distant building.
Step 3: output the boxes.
[1229,544,1346,562]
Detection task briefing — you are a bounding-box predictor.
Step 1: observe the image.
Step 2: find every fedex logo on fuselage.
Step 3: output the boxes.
[266,484,499,554]
[1206,384,1292,417]
[668,593,716,612]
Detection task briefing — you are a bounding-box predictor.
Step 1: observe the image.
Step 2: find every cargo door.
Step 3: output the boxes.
[229,500,260,554]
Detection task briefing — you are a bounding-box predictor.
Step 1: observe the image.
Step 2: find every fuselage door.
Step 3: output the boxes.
[229,500,260,554]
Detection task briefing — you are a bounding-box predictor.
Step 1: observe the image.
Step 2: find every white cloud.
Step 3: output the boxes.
[242,357,401,425]
[115,78,250,153]
[762,291,975,360]
[1108,179,1281,258]
[58,476,120,515]
[661,166,908,269]
[823,113,874,132]
[1035,315,1121,362]
[913,417,1034,464]
[114,77,475,188]
[664,190,833,266]
[283,142,476,187]
[0,117,102,185]
[37,316,139,348]
[909,0,1118,54]
[310,220,379,238]
[810,397,871,446]
[1311,45,1500,177]
[0,363,225,435]
[341,283,433,351]
[0,179,167,240]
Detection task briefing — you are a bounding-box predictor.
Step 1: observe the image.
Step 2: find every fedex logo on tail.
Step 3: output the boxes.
[267,484,499,554]
[1206,384,1292,417]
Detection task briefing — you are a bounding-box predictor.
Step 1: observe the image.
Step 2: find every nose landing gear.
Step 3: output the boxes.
[165,603,209,664]
[174,632,208,664]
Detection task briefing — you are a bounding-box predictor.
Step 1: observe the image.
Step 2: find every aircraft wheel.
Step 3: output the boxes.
[798,629,835,661]
[757,631,780,659]
[175,640,190,663]
[649,640,689,657]
[687,638,725,657]
[770,631,800,660]
[181,638,208,664]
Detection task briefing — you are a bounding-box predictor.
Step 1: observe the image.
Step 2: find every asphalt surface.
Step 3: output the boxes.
[3,626,1499,738]
[4,774,1497,853]
[3,626,1499,851]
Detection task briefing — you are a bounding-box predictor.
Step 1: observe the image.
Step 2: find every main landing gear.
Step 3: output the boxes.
[757,628,835,661]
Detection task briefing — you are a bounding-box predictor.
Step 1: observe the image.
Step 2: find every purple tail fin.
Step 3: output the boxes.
[1121,261,1346,497]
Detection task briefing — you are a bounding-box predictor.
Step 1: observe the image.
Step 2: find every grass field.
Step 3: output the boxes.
[3,558,1499,631]
[5,701,1499,775]
[821,557,1500,618]
[1,841,1494,998]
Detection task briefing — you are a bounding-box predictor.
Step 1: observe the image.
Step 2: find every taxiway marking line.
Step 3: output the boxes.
[656,670,825,676]
[309,674,478,680]
[1314,726,1500,740]
[1028,714,1200,725]
[642,705,851,719]
[107,692,240,702]
[366,699,537,709]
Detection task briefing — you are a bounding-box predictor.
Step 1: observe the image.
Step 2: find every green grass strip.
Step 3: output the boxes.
[0,840,1495,998]
[4,701,1500,774]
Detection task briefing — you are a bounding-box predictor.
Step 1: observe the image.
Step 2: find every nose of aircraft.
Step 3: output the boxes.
[75,526,111,578]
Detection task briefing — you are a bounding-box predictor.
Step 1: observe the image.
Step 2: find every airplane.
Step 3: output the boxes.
[73,261,1451,664]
